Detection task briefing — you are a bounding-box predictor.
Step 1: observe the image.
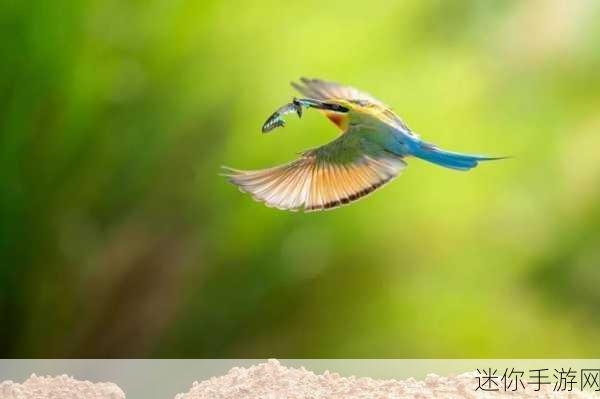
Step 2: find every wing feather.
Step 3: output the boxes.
[223,130,406,212]
[292,77,382,105]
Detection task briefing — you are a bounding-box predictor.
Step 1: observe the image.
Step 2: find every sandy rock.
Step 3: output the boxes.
[175,359,599,399]
[0,374,125,399]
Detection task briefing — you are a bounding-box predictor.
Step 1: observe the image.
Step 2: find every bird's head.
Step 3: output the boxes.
[294,98,381,130]
[294,98,379,130]
[293,98,351,130]
[298,97,380,116]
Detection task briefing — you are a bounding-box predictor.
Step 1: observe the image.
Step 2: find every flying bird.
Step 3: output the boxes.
[223,78,505,212]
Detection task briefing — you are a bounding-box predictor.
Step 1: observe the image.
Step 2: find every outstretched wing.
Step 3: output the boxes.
[292,77,384,106]
[223,127,406,212]
[292,77,411,132]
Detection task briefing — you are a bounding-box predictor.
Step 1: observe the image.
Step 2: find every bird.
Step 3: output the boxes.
[222,78,505,212]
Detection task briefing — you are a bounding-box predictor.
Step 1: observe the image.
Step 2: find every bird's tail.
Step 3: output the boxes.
[409,141,506,171]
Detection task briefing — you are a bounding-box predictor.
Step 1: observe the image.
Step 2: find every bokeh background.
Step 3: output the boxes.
[1,0,600,358]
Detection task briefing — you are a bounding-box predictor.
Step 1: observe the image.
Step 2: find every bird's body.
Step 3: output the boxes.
[223,78,504,212]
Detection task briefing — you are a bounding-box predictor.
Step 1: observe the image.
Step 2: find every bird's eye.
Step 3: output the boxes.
[321,103,349,113]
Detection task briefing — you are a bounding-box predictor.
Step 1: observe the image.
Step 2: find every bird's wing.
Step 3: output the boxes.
[292,77,411,132]
[292,77,383,105]
[223,127,406,212]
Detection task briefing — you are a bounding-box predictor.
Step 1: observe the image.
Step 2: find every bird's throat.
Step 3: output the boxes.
[324,112,349,131]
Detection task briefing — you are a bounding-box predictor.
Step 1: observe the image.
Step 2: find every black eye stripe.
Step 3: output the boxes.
[329,104,349,112]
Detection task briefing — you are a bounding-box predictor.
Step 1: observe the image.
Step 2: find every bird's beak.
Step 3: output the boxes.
[294,98,349,113]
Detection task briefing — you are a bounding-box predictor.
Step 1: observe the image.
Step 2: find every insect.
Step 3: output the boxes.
[261,99,302,133]
[224,78,505,212]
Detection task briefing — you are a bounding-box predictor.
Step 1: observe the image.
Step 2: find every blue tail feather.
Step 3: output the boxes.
[409,142,506,171]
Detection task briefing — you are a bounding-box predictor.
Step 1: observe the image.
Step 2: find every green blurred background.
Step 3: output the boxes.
[1,0,600,358]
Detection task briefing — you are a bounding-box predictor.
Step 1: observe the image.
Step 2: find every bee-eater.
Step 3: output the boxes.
[223,78,504,212]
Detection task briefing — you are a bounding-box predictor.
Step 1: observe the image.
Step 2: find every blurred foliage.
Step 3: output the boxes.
[1,0,600,358]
